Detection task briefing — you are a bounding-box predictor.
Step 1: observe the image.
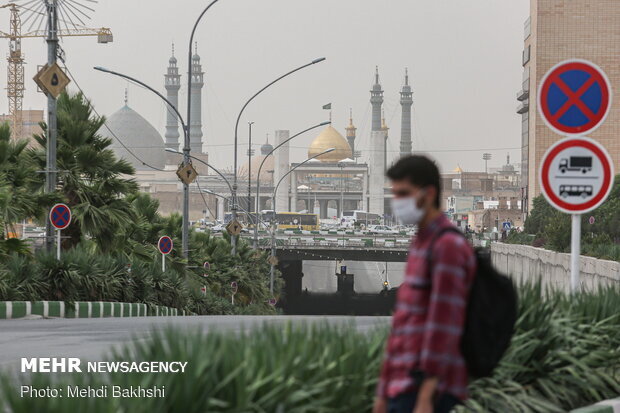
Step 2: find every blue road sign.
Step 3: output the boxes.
[50,203,71,230]
[538,60,611,136]
[158,236,173,255]
[502,222,512,231]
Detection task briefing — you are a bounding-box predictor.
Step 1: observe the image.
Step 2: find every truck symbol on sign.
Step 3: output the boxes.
[559,185,593,198]
[559,157,592,174]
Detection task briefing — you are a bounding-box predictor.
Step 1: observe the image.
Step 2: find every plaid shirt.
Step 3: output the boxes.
[377,214,476,401]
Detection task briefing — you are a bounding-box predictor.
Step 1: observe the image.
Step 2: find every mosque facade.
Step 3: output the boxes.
[103,59,415,223]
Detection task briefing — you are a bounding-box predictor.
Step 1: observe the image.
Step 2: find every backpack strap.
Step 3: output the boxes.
[426,227,465,281]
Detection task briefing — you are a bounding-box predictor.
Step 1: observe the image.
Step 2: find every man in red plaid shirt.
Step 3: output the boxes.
[374,155,476,413]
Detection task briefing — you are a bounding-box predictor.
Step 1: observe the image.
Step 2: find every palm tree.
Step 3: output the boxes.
[32,92,138,251]
[0,122,52,255]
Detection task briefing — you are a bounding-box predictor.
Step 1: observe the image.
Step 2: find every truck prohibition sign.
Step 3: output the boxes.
[559,156,592,174]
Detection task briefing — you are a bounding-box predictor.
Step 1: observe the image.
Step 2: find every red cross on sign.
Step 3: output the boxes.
[538,59,612,136]
[50,203,72,230]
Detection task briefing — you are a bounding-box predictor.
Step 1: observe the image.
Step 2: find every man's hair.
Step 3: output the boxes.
[386,155,442,208]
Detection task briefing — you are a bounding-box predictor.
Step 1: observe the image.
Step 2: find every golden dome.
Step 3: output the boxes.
[308,126,352,163]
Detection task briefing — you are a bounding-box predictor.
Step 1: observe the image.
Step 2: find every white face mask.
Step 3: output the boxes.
[391,193,425,225]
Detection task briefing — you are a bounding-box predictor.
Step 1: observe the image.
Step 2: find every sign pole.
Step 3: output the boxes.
[570,214,581,293]
[56,229,61,261]
[162,253,165,272]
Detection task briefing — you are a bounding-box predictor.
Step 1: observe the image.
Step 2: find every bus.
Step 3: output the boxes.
[341,210,382,229]
[260,211,320,230]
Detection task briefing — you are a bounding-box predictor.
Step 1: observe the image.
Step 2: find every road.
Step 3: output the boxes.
[302,260,406,293]
[0,316,389,374]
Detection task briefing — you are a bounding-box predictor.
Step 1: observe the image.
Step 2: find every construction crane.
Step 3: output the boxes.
[0,2,112,139]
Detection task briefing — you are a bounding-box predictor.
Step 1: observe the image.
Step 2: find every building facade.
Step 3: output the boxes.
[518,0,620,214]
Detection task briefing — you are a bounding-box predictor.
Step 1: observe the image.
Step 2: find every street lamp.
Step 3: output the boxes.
[247,121,255,214]
[254,121,330,248]
[231,57,327,256]
[94,66,191,258]
[269,148,335,294]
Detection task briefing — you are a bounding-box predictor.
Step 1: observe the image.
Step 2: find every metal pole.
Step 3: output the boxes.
[56,229,61,260]
[270,193,276,293]
[253,121,330,249]
[235,58,326,255]
[185,0,220,258]
[268,148,334,293]
[248,122,254,214]
[162,253,166,272]
[570,214,581,293]
[45,0,59,252]
[340,164,344,220]
[94,67,190,258]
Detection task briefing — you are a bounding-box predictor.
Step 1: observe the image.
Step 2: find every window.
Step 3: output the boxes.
[524,17,531,40]
[522,45,531,66]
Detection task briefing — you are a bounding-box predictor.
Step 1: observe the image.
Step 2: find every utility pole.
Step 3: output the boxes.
[45,0,58,252]
[247,121,254,214]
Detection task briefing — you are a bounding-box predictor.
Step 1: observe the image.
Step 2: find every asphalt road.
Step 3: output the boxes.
[303,260,406,293]
[0,316,390,374]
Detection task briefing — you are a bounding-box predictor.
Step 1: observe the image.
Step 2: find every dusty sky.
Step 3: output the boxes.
[5,0,529,172]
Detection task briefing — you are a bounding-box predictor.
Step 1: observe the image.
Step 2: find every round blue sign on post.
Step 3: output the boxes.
[538,59,612,136]
[50,203,71,230]
[158,236,173,255]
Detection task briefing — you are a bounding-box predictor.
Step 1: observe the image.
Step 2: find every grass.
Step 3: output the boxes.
[1,283,619,412]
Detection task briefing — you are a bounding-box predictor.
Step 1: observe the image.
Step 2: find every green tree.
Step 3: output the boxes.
[32,92,138,251]
[0,122,52,255]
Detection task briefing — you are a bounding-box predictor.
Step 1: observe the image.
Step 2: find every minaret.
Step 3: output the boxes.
[381,110,389,171]
[368,67,386,215]
[370,66,384,131]
[164,43,181,151]
[190,42,204,154]
[345,108,357,158]
[399,68,413,157]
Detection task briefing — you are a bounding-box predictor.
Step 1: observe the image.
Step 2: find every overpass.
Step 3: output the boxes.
[241,232,410,298]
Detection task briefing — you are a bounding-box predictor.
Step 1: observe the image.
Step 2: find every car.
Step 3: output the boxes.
[210,224,225,233]
[366,225,399,235]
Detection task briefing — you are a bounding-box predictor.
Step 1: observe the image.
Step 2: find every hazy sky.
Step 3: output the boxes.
[5,0,529,172]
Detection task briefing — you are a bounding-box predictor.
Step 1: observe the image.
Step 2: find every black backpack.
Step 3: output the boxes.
[428,227,518,379]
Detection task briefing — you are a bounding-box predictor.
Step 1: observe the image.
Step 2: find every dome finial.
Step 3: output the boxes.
[172,42,175,57]
[124,87,128,106]
[375,66,380,84]
[405,67,409,86]
[349,108,353,126]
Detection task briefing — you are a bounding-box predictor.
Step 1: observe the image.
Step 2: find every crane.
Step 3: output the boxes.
[0,2,112,139]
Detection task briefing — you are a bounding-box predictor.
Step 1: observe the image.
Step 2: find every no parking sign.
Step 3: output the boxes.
[537,59,614,293]
[538,59,612,136]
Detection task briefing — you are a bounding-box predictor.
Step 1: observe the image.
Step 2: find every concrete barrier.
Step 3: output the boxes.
[491,242,620,292]
[571,398,620,412]
[0,301,186,319]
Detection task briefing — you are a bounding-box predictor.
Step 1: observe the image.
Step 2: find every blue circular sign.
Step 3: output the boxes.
[50,203,71,230]
[158,236,173,255]
[538,59,612,136]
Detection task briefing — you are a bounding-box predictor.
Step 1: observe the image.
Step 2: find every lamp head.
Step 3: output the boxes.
[312,57,327,64]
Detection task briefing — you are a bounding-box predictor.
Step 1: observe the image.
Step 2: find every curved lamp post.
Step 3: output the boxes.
[269,147,335,294]
[94,66,192,258]
[253,120,330,248]
[230,57,327,256]
[182,0,221,259]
